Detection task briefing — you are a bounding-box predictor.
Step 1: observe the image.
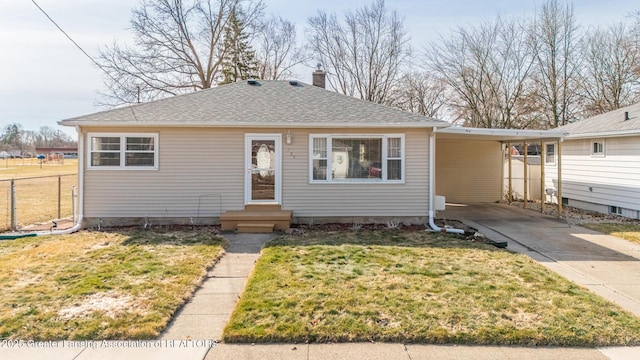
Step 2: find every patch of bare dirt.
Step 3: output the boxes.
[57,291,142,320]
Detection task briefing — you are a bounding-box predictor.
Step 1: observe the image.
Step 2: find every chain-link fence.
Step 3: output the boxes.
[0,174,78,232]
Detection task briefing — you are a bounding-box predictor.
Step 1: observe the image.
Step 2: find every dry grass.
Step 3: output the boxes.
[0,159,78,231]
[582,223,640,245]
[224,230,640,346]
[0,228,225,340]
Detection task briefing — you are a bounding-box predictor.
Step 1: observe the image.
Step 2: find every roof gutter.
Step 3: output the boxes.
[438,127,567,141]
[57,121,452,129]
[428,127,464,235]
[565,129,640,139]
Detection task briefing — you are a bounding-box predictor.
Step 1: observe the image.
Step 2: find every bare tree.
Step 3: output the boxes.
[531,0,582,128]
[306,0,411,104]
[390,71,447,118]
[254,16,306,80]
[426,17,537,128]
[579,22,640,115]
[98,0,264,105]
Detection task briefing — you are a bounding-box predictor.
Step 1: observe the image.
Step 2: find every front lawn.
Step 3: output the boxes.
[224,230,640,346]
[0,228,224,340]
[582,223,640,245]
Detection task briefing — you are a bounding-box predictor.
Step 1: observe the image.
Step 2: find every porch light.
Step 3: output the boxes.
[285,130,292,145]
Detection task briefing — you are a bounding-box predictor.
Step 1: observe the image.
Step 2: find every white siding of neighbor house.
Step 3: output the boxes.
[81,127,431,221]
[546,136,640,216]
[435,139,503,203]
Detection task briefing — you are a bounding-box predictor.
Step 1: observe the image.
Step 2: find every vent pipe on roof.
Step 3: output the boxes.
[625,111,630,121]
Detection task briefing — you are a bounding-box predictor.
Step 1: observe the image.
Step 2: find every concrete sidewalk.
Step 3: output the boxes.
[159,232,278,341]
[3,225,640,359]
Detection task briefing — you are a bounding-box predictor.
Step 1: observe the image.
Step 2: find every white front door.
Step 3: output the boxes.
[245,134,282,204]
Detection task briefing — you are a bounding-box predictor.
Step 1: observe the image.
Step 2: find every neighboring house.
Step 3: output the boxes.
[546,103,640,219]
[35,147,78,159]
[59,73,454,229]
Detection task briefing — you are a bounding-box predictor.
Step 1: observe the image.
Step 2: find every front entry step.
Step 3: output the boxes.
[220,205,292,232]
[236,223,275,233]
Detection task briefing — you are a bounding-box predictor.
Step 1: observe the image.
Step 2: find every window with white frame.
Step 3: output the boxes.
[545,143,556,164]
[88,133,158,169]
[310,135,404,183]
[591,140,605,156]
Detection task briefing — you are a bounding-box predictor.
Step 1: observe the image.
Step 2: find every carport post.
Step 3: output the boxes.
[523,143,528,209]
[557,140,563,218]
[507,142,512,204]
[540,141,545,214]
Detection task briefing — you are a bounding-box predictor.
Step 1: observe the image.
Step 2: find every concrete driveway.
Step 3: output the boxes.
[442,203,640,317]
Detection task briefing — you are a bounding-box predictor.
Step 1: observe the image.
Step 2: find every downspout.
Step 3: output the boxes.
[428,128,465,234]
[36,125,84,236]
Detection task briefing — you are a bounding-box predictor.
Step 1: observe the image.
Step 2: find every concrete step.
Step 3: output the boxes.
[236,223,275,233]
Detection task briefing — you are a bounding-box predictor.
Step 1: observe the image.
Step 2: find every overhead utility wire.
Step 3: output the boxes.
[30,0,104,72]
[30,0,141,120]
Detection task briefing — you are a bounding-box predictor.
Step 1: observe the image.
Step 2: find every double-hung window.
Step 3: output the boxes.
[88,133,158,170]
[545,143,556,165]
[591,140,605,157]
[310,134,404,183]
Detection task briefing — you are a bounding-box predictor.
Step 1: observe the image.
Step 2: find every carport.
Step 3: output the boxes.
[434,127,566,216]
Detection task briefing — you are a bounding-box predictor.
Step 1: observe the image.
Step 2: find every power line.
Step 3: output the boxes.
[30,0,103,71]
[30,0,142,118]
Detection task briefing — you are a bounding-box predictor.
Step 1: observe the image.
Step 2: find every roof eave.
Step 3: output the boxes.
[58,121,450,129]
[437,127,567,141]
[565,129,640,139]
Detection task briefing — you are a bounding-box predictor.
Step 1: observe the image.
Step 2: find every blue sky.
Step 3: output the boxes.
[0,0,638,137]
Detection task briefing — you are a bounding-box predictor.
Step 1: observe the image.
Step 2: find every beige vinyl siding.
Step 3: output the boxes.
[283,128,430,217]
[83,127,245,219]
[548,136,640,212]
[436,139,502,203]
[82,127,431,219]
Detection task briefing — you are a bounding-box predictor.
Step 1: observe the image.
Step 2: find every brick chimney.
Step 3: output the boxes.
[312,67,326,89]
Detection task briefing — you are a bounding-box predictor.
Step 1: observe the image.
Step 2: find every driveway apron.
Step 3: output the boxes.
[443,203,640,317]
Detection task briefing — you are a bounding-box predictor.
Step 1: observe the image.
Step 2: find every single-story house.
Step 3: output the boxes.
[545,103,640,219]
[58,71,565,231]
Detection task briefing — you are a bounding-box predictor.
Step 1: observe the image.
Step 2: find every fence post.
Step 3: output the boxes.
[58,175,61,219]
[10,179,17,230]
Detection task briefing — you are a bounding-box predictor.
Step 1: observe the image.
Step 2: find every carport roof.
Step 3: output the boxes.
[436,127,566,142]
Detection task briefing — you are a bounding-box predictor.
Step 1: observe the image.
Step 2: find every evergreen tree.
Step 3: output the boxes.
[220,11,259,85]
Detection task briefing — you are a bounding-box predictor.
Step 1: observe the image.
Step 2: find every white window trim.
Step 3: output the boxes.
[544,142,556,165]
[308,134,405,184]
[87,133,159,170]
[591,139,605,157]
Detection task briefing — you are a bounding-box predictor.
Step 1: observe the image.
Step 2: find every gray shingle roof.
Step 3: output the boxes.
[558,102,640,137]
[59,80,449,128]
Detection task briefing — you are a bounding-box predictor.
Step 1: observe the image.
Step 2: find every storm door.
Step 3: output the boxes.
[245,134,281,203]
